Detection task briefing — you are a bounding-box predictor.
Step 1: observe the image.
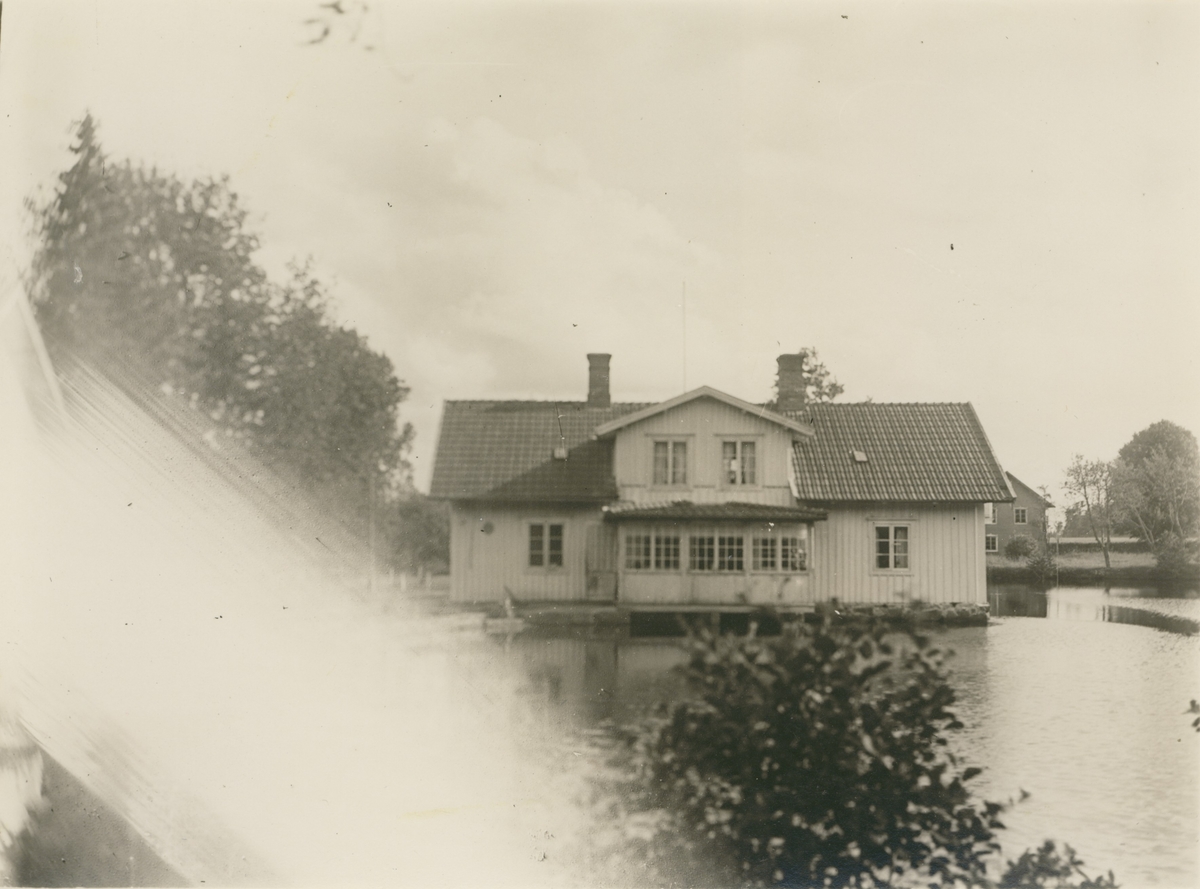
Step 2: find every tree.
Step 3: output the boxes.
[1111,421,1199,554]
[1063,457,1116,571]
[26,114,412,527]
[769,347,844,409]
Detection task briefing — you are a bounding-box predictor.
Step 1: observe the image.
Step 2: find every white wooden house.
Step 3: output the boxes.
[430,354,1014,610]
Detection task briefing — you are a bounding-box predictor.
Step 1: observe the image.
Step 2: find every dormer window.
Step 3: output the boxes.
[653,440,688,485]
[722,441,756,485]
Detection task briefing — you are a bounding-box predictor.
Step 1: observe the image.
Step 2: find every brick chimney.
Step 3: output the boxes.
[587,353,611,408]
[775,353,807,412]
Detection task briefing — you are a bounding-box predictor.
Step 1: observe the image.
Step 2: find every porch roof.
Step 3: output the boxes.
[602,500,828,523]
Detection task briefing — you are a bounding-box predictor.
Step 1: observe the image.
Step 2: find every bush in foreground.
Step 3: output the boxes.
[593,611,1115,888]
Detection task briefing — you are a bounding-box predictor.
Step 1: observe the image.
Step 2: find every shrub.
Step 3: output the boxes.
[998,840,1118,888]
[604,612,1007,887]
[1005,534,1037,560]
[1025,550,1058,589]
[1153,534,1199,587]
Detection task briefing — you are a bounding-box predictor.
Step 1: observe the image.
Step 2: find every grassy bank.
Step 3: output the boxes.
[987,550,1200,587]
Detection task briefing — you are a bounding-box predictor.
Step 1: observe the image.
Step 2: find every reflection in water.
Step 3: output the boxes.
[991,585,1200,635]
[495,588,1200,888]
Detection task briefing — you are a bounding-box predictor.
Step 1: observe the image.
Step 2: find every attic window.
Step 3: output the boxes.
[852,450,868,463]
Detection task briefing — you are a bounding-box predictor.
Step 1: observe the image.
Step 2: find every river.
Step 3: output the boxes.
[487,585,1200,888]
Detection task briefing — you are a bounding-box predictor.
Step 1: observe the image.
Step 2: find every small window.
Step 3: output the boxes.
[985,534,998,553]
[722,441,757,485]
[653,440,688,485]
[717,536,744,571]
[1014,507,1027,525]
[625,534,652,570]
[874,525,909,571]
[654,534,681,570]
[984,503,996,524]
[529,523,564,568]
[689,535,715,571]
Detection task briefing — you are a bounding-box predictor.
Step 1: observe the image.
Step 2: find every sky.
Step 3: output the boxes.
[2,0,1198,501]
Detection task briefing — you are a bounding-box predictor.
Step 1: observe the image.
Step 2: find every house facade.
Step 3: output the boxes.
[430,354,1013,610]
[984,472,1053,554]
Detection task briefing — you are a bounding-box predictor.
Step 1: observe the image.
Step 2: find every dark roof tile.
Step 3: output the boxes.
[429,400,651,500]
[787,403,1012,502]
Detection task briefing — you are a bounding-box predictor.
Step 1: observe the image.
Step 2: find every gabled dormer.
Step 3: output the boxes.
[593,386,814,506]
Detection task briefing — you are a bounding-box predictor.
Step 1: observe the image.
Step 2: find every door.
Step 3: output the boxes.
[585,523,618,600]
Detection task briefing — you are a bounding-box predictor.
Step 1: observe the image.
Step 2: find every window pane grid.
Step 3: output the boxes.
[752,537,776,570]
[625,534,652,570]
[655,535,680,570]
[690,536,715,571]
[529,524,544,567]
[717,536,744,571]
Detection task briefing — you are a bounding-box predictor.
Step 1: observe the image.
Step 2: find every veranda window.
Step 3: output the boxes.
[717,536,744,571]
[625,534,652,570]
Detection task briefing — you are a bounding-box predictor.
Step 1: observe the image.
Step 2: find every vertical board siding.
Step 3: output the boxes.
[813,504,985,605]
[451,502,988,606]
[613,398,798,505]
[449,503,602,602]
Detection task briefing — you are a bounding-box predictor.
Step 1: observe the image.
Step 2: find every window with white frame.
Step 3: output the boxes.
[874,525,910,571]
[985,534,998,553]
[751,527,809,572]
[721,441,757,485]
[717,536,744,571]
[625,534,652,570]
[654,534,681,570]
[689,535,715,571]
[984,503,997,524]
[624,532,682,571]
[529,523,564,568]
[1014,507,1028,524]
[653,440,688,485]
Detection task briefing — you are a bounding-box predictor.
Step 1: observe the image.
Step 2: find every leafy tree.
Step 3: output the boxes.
[1063,457,1116,571]
[1111,421,1199,555]
[383,493,450,574]
[769,347,844,408]
[25,113,412,527]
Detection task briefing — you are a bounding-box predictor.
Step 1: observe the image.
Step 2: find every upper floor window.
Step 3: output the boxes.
[874,525,909,571]
[722,441,757,485]
[529,523,564,568]
[985,534,998,553]
[984,503,997,524]
[653,440,688,485]
[1014,507,1028,524]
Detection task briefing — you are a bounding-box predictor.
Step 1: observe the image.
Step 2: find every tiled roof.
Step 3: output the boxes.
[1007,472,1053,507]
[787,403,1013,503]
[603,501,828,522]
[429,400,651,501]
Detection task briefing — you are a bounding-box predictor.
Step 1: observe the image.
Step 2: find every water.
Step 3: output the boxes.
[488,586,1200,888]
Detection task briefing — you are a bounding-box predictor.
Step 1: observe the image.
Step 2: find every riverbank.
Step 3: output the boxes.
[987,550,1200,588]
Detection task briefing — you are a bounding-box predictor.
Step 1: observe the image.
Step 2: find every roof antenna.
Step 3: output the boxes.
[681,279,687,392]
